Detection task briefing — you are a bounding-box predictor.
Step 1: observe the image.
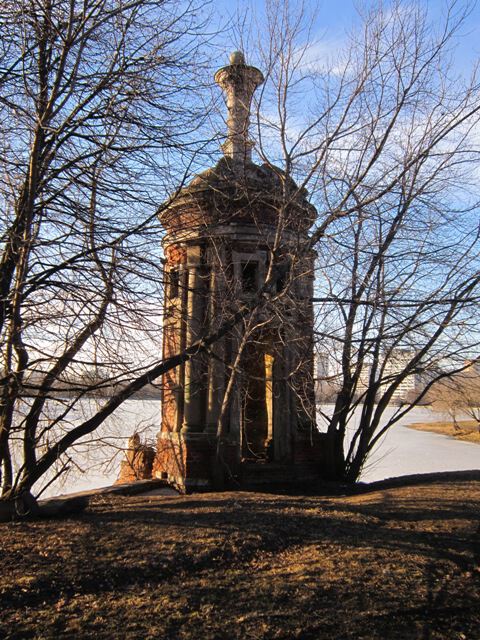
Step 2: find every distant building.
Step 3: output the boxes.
[350,350,417,403]
[355,362,372,397]
[315,351,339,402]
[382,349,417,402]
[315,352,330,380]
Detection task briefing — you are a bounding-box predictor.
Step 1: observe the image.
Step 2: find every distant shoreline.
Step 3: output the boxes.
[407,420,480,445]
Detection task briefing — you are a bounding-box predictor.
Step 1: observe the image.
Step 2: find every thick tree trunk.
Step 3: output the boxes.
[0,491,39,522]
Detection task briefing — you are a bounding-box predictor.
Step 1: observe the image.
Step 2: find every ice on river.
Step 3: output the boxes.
[318,405,480,483]
[36,401,479,498]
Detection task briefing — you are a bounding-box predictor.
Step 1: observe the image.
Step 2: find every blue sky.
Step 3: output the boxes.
[212,0,480,72]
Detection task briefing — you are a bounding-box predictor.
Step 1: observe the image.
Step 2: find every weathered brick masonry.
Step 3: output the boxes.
[151,51,324,491]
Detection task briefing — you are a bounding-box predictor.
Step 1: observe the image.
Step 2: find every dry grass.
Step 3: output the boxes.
[1,480,479,639]
[408,420,480,445]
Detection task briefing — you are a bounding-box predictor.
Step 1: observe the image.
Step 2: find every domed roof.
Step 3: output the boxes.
[189,156,296,192]
[159,156,316,234]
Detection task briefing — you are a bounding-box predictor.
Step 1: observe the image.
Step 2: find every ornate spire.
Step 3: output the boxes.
[214,51,264,166]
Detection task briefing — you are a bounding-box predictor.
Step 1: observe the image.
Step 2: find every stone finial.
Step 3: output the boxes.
[229,50,246,65]
[214,51,264,166]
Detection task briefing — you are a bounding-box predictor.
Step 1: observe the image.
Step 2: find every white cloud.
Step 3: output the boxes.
[293,37,348,77]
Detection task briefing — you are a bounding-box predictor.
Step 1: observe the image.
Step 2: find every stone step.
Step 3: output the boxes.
[240,462,317,486]
[241,461,318,490]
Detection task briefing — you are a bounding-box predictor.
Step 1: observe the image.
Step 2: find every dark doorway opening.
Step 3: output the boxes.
[242,352,274,461]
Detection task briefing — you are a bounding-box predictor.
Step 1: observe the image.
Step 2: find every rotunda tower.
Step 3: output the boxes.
[153,52,324,490]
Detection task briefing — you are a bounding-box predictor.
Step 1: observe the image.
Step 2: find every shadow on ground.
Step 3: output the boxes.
[0,478,478,640]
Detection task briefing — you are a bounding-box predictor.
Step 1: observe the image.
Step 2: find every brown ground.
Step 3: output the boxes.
[408,420,480,445]
[1,479,479,640]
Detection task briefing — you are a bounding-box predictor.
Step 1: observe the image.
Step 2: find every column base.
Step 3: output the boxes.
[153,429,327,493]
[153,431,240,493]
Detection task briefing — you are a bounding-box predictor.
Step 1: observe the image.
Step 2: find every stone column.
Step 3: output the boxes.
[205,267,226,433]
[182,264,205,433]
[277,343,292,462]
[175,265,188,432]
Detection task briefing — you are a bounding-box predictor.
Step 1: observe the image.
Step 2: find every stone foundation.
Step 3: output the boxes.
[292,431,328,466]
[150,429,327,492]
[153,432,240,492]
[117,428,326,492]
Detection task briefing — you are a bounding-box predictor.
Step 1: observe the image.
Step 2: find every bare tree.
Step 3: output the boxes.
[0,0,217,507]
[428,366,480,430]
[240,0,480,481]
[3,0,480,510]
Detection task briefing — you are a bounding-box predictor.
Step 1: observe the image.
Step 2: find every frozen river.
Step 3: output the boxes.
[328,405,480,483]
[39,401,479,498]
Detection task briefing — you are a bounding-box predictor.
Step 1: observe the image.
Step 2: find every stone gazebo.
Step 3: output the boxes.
[153,52,324,491]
